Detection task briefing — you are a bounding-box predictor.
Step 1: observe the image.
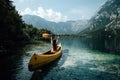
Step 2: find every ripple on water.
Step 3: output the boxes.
[1,37,120,80]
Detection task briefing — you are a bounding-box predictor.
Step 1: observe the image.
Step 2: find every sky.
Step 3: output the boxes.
[12,0,107,22]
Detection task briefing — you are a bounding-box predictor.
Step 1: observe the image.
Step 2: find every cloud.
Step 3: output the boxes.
[20,7,68,22]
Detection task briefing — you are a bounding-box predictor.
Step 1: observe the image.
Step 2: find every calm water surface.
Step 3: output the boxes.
[0,37,120,80]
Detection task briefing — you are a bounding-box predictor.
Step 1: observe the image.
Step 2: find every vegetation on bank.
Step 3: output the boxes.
[0,0,52,55]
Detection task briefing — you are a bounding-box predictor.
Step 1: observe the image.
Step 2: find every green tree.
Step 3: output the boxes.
[0,0,53,55]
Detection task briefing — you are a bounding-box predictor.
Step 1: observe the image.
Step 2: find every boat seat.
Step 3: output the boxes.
[51,46,60,53]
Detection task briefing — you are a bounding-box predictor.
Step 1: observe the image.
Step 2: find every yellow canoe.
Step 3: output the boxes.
[28,43,62,71]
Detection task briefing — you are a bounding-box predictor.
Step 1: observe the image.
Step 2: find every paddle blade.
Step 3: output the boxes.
[42,33,52,38]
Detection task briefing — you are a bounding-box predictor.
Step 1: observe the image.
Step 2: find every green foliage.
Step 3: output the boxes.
[0,0,27,41]
[0,0,52,54]
[23,24,52,40]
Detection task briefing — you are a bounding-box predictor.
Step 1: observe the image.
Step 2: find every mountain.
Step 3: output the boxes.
[22,15,88,34]
[80,0,120,38]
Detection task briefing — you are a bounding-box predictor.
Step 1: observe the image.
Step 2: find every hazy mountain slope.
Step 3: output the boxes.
[22,15,88,34]
[80,0,120,37]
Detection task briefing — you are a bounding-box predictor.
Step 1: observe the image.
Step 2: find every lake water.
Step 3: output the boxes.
[0,36,120,80]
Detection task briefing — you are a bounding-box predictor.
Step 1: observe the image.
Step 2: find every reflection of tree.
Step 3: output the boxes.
[87,37,120,54]
[105,37,120,53]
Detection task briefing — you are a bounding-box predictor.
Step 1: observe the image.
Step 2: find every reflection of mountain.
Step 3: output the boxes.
[80,0,120,38]
[22,15,88,34]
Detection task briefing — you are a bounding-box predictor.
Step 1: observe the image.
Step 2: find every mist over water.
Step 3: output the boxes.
[0,37,120,80]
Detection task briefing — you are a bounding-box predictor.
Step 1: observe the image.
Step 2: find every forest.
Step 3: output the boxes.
[0,0,52,55]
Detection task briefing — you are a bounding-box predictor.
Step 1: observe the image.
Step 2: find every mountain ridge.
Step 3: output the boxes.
[22,15,88,34]
[80,0,120,38]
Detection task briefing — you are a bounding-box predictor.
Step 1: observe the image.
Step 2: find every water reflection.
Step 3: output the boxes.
[0,36,120,80]
[0,43,51,80]
[83,37,120,54]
